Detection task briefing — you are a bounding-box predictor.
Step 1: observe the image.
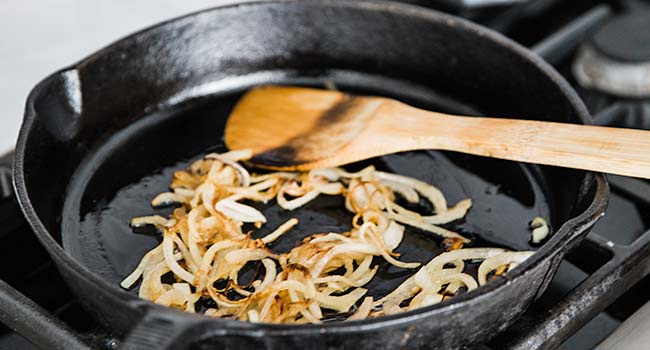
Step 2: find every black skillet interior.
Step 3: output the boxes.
[60,73,553,305]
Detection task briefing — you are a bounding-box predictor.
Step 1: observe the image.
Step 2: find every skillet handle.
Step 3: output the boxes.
[119,306,264,349]
[0,155,91,350]
[119,307,205,350]
[0,278,92,350]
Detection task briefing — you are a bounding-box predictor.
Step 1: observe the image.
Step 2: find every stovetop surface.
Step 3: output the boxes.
[3,0,650,349]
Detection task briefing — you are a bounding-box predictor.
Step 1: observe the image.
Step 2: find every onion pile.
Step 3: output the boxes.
[121,150,534,323]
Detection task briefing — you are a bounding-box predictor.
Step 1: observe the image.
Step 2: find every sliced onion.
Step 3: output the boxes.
[206,149,253,162]
[250,177,279,191]
[408,291,443,310]
[222,159,251,187]
[380,179,419,203]
[311,243,378,277]
[422,199,472,225]
[387,211,470,242]
[200,183,220,217]
[347,256,375,281]
[379,248,504,306]
[383,221,404,251]
[250,172,298,183]
[151,192,188,207]
[334,166,375,179]
[313,181,345,195]
[308,233,355,244]
[187,206,209,264]
[309,168,341,182]
[314,265,377,289]
[125,150,531,324]
[417,272,478,293]
[316,288,367,312]
[347,297,374,321]
[308,301,323,320]
[530,217,550,244]
[346,180,384,212]
[382,304,403,315]
[162,232,195,284]
[478,251,534,285]
[259,290,280,322]
[224,248,274,265]
[277,189,319,210]
[139,262,170,300]
[130,215,172,230]
[248,310,260,323]
[194,240,241,291]
[121,244,164,289]
[261,218,298,244]
[207,161,235,186]
[366,229,420,270]
[215,198,266,223]
[376,171,447,213]
[257,259,277,292]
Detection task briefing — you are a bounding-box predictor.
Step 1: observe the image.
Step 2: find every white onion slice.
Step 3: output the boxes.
[382,221,404,250]
[316,288,367,312]
[130,215,172,230]
[194,240,240,291]
[530,217,550,244]
[139,262,170,300]
[224,248,273,265]
[162,232,195,284]
[309,168,341,182]
[248,310,260,323]
[125,150,532,324]
[347,297,374,321]
[376,171,447,213]
[258,259,277,291]
[205,149,252,162]
[478,251,534,285]
[261,218,299,244]
[277,189,319,210]
[380,179,419,203]
[334,166,375,179]
[387,212,470,242]
[151,192,187,207]
[215,198,266,223]
[422,199,472,225]
[120,245,164,289]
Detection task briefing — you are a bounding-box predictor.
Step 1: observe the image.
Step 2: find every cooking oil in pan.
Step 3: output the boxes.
[61,77,551,317]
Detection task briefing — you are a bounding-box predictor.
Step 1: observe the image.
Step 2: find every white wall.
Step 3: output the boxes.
[0,0,240,154]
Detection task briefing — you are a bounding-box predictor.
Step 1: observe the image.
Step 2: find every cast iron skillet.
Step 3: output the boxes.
[13,1,608,349]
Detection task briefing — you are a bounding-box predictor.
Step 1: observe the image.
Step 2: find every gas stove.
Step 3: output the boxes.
[2,1,650,349]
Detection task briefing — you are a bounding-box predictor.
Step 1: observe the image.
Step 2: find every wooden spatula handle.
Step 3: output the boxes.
[383,103,650,178]
[226,86,650,177]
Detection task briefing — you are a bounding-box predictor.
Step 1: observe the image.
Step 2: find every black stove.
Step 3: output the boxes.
[2,1,650,349]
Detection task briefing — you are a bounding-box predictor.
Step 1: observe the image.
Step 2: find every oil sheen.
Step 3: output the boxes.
[61,76,551,309]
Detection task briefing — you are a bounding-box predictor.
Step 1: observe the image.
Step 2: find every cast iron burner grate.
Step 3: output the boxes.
[3,1,650,349]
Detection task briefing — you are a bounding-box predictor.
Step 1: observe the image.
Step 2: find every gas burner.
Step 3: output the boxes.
[589,100,650,129]
[573,10,650,98]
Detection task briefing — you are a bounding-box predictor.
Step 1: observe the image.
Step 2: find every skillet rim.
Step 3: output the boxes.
[13,0,609,335]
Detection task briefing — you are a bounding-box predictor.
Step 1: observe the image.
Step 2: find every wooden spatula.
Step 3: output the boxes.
[225,85,650,178]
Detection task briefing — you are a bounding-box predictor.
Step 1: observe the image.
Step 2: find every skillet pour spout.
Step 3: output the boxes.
[13,1,608,349]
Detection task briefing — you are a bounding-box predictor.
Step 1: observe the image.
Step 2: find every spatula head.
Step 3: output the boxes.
[225,86,382,169]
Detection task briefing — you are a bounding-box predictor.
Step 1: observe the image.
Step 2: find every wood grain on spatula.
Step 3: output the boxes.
[225,86,383,168]
[225,85,650,178]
